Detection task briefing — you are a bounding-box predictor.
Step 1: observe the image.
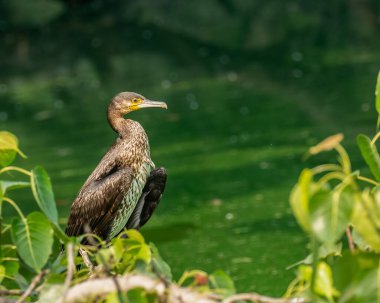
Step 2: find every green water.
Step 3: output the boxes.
[1,0,379,296]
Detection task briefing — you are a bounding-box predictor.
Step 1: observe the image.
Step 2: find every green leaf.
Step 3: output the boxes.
[334,252,379,303]
[290,169,313,233]
[352,190,380,252]
[150,242,172,281]
[3,260,20,276]
[357,134,380,182]
[0,265,5,284]
[0,131,26,166]
[11,212,54,272]
[351,228,371,251]
[31,166,58,225]
[125,230,151,264]
[309,189,354,249]
[209,270,236,297]
[287,243,342,269]
[126,289,150,303]
[314,262,339,301]
[0,180,30,195]
[125,229,145,243]
[375,71,380,128]
[0,246,20,277]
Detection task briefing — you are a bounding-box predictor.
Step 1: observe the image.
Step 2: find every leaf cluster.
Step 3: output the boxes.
[287,71,380,303]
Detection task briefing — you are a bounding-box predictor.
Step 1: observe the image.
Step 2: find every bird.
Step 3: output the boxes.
[65,92,167,241]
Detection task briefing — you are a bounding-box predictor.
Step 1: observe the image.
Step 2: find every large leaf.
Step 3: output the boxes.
[31,166,58,225]
[352,190,380,252]
[0,131,26,166]
[11,212,54,272]
[150,242,172,281]
[290,169,313,233]
[357,134,380,182]
[309,189,355,249]
[334,252,379,303]
[0,180,30,195]
[125,229,151,264]
[209,270,236,297]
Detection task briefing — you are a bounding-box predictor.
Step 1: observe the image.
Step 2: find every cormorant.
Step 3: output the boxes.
[65,92,167,241]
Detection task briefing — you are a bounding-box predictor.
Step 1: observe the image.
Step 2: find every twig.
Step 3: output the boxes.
[0,290,24,296]
[15,269,48,303]
[345,227,355,253]
[223,293,309,303]
[59,243,75,303]
[79,248,95,273]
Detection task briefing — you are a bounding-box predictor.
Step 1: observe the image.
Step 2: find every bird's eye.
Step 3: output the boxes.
[131,98,140,104]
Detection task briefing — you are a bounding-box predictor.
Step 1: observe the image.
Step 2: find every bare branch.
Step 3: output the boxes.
[64,274,165,303]
[15,269,48,303]
[62,273,219,303]
[0,298,17,303]
[0,290,24,296]
[223,293,309,303]
[59,243,75,303]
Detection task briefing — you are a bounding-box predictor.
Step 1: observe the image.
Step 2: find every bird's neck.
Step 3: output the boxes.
[107,109,130,136]
[107,109,147,142]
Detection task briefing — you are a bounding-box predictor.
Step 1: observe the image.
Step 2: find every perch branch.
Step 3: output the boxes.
[223,293,309,303]
[63,273,219,303]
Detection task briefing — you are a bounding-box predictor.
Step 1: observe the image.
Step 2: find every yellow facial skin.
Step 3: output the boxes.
[128,98,143,111]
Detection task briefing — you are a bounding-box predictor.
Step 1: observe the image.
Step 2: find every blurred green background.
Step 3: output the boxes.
[0,0,379,296]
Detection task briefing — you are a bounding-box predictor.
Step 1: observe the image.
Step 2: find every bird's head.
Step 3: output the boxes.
[110,92,167,115]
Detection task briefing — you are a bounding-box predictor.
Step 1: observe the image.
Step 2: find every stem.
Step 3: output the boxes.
[316,172,346,187]
[310,236,319,301]
[311,164,342,175]
[371,130,380,145]
[0,166,31,177]
[335,144,351,175]
[345,227,355,253]
[2,197,26,221]
[357,175,379,186]
[16,270,48,303]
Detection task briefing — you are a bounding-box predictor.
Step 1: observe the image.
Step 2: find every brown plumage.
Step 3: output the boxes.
[65,92,167,241]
